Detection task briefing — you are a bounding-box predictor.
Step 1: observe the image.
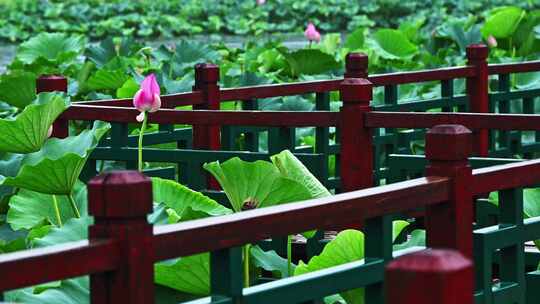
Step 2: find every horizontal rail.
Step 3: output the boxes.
[0,239,119,291]
[368,66,476,86]
[61,105,339,127]
[488,61,540,75]
[153,176,449,261]
[220,80,340,101]
[365,112,540,130]
[76,91,204,108]
[472,159,540,194]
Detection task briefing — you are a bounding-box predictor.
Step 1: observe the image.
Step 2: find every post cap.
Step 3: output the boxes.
[36,75,68,93]
[88,171,153,218]
[466,44,488,60]
[385,249,473,304]
[426,124,472,161]
[340,78,372,104]
[345,52,368,78]
[194,63,220,83]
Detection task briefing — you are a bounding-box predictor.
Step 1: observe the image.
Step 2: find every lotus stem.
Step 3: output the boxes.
[68,194,81,218]
[287,235,292,277]
[138,112,148,172]
[52,195,62,227]
[244,244,251,287]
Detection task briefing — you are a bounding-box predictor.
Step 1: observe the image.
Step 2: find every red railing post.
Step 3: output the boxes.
[88,171,154,304]
[425,124,473,258]
[345,52,368,78]
[340,78,373,191]
[36,75,69,138]
[385,249,474,304]
[193,63,221,189]
[466,44,489,156]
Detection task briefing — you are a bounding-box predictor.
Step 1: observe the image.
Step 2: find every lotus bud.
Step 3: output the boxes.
[241,197,259,211]
[304,22,321,43]
[133,74,161,118]
[487,35,498,48]
[257,0,265,5]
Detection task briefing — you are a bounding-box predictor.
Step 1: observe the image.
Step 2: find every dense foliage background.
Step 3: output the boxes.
[0,0,537,42]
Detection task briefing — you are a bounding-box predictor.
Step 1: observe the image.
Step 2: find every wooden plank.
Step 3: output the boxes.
[488,61,540,75]
[76,91,204,108]
[472,159,540,194]
[368,66,475,86]
[0,240,119,291]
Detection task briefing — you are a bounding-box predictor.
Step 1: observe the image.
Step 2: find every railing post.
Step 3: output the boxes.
[193,63,221,189]
[339,78,373,191]
[345,52,368,78]
[36,75,69,138]
[466,44,489,157]
[88,171,154,304]
[425,124,473,258]
[385,249,474,304]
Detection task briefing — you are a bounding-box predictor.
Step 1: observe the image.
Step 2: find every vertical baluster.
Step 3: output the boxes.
[425,124,473,258]
[386,249,474,304]
[243,99,260,152]
[383,84,398,184]
[36,75,69,138]
[498,74,511,154]
[466,44,489,156]
[88,171,154,304]
[523,97,536,158]
[210,247,243,302]
[364,215,393,304]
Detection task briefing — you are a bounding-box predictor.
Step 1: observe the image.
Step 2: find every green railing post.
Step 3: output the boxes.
[88,171,154,304]
[386,249,474,304]
[466,44,489,157]
[193,63,221,190]
[36,75,69,138]
[425,124,473,258]
[339,78,373,191]
[210,247,243,302]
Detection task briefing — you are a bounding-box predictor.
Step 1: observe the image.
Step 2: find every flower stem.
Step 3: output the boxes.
[287,235,293,277]
[52,195,62,227]
[243,244,251,287]
[68,194,81,218]
[138,111,148,172]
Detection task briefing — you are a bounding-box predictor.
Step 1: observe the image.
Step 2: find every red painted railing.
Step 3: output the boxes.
[1,123,535,303]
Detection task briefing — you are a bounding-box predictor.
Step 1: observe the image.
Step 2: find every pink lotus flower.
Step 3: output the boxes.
[487,35,498,48]
[133,74,161,122]
[257,0,265,5]
[304,22,321,43]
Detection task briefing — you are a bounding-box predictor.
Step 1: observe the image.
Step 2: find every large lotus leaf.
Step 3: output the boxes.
[344,28,366,51]
[294,221,409,304]
[369,29,418,60]
[281,49,340,77]
[0,71,36,108]
[6,277,89,304]
[151,177,233,222]
[0,93,69,154]
[155,253,210,296]
[33,216,92,247]
[0,121,111,194]
[271,150,331,199]
[481,6,525,39]
[16,33,85,65]
[203,157,312,212]
[7,182,87,230]
[0,153,22,210]
[87,69,130,91]
[250,245,291,278]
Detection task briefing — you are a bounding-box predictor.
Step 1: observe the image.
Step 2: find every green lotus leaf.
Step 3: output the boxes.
[294,221,409,304]
[0,121,111,194]
[151,177,233,222]
[7,182,87,231]
[0,93,69,154]
[344,28,366,51]
[16,33,85,65]
[271,150,331,199]
[0,70,36,108]
[481,6,525,39]
[281,49,340,77]
[369,29,418,60]
[155,253,210,296]
[87,69,130,91]
[250,245,291,278]
[203,157,313,212]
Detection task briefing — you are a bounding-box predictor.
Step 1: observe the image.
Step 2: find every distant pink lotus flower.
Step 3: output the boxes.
[133,74,161,122]
[257,0,265,5]
[487,35,498,48]
[304,22,321,43]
